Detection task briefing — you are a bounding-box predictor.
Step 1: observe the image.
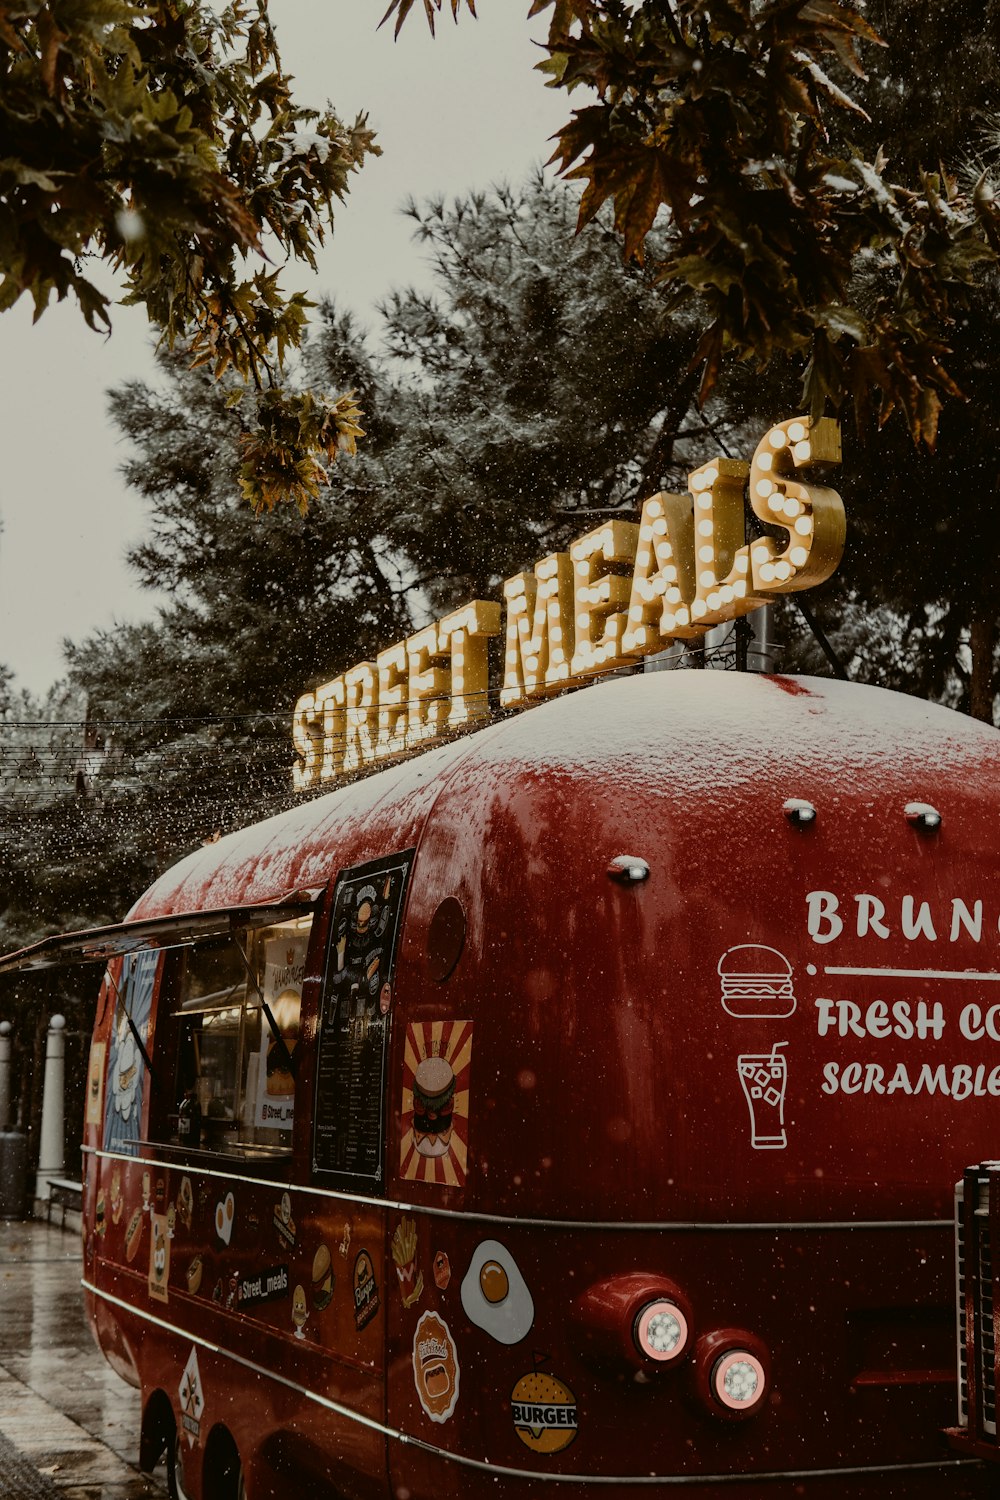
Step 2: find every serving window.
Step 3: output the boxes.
[161,916,313,1159]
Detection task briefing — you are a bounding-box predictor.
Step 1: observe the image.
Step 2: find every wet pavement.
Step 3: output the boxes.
[0,1219,167,1499]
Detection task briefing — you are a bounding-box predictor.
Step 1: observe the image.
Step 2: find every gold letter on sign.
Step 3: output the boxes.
[500,554,575,706]
[569,520,639,676]
[621,492,699,651]
[688,457,760,630]
[343,662,377,774]
[376,642,409,760]
[748,417,845,592]
[316,675,347,781]
[292,692,321,791]
[406,623,450,751]
[438,601,501,728]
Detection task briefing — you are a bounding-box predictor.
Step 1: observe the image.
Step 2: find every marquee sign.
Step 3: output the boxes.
[292,416,845,790]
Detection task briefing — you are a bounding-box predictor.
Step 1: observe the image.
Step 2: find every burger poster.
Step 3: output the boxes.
[400,1020,473,1188]
[253,932,308,1130]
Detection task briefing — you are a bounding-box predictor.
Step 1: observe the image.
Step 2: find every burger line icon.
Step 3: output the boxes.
[718,945,797,1019]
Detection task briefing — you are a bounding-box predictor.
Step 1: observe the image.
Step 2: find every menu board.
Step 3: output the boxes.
[312,850,414,1186]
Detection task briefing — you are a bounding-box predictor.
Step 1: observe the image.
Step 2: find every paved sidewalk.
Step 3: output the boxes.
[0,1219,167,1499]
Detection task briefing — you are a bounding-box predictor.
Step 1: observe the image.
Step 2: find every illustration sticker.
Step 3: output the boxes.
[353,1249,380,1331]
[312,1246,334,1310]
[124,1206,144,1263]
[460,1240,534,1345]
[148,1211,170,1303]
[719,945,797,1019]
[110,1167,123,1226]
[253,933,308,1131]
[391,1217,424,1309]
[274,1191,297,1248]
[186,1256,203,1295]
[141,1171,151,1213]
[400,1021,473,1187]
[179,1347,205,1449]
[85,1042,106,1127]
[738,1041,788,1150]
[413,1310,460,1423]
[433,1251,451,1291]
[176,1177,193,1231]
[292,1283,309,1339]
[95,1190,107,1237]
[215,1191,235,1245]
[511,1368,578,1454]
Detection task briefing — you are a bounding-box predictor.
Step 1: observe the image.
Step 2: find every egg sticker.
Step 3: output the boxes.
[460,1240,534,1345]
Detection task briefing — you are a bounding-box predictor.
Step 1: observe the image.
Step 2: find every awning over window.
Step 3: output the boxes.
[0,889,323,975]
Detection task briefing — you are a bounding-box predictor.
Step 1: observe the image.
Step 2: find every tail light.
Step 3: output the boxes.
[634,1299,689,1363]
[572,1274,692,1372]
[695,1329,770,1419]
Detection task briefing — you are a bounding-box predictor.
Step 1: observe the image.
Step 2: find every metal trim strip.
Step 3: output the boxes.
[81,1149,947,1233]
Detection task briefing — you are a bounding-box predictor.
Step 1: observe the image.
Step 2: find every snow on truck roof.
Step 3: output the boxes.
[131,672,1000,921]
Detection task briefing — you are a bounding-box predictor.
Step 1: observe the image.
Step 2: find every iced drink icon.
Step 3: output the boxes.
[737,1043,788,1150]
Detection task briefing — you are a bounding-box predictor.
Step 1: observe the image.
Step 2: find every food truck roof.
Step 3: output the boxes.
[3,670,996,973]
[130,668,1000,917]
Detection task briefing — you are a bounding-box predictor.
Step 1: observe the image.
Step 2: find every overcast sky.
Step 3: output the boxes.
[0,3,568,698]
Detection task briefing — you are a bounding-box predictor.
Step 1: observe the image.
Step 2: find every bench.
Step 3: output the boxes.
[46,1177,83,1226]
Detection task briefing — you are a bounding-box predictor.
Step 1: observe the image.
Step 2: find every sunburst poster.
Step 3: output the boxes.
[400,1021,473,1187]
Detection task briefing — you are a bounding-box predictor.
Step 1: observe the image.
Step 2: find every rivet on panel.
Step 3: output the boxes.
[607,855,650,884]
[904,802,941,833]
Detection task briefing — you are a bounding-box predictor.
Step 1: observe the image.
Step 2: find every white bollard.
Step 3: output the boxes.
[35,1014,66,1203]
[0,1022,11,1131]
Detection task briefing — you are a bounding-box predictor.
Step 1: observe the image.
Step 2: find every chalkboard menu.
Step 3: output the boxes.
[312,850,414,1186]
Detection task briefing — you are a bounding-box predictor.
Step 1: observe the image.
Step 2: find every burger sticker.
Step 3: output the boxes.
[400,1021,473,1187]
[312,1243,335,1311]
[511,1368,578,1454]
[412,1310,460,1423]
[718,945,797,1019]
[353,1249,380,1331]
[412,1056,455,1158]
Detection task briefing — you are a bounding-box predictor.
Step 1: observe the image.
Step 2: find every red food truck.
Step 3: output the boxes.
[4,668,1000,1498]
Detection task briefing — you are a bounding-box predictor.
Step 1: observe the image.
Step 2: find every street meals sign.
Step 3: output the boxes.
[292,415,845,790]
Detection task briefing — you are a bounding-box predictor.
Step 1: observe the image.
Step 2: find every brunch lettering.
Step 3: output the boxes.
[806,889,1000,1100]
[292,416,845,789]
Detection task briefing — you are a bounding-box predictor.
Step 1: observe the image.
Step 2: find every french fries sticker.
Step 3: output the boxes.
[392,1216,424,1309]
